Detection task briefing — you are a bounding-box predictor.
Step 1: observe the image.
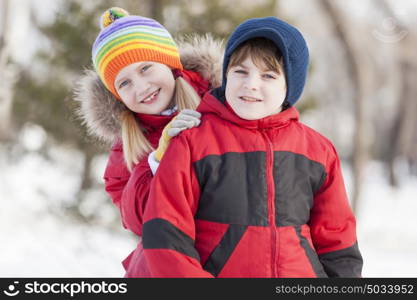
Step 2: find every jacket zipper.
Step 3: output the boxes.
[262,129,278,277]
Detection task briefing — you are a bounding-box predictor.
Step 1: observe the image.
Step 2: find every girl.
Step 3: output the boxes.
[74,7,222,277]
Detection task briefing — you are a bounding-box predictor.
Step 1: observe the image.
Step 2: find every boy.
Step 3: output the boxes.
[141,17,363,277]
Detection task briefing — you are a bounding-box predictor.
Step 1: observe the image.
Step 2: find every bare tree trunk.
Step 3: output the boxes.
[376,0,417,187]
[0,0,16,141]
[80,148,95,192]
[319,0,371,215]
[408,67,417,175]
[149,0,164,23]
[69,147,96,223]
[387,60,417,186]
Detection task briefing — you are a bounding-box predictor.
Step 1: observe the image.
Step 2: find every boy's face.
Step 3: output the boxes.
[225,56,286,120]
[114,62,175,114]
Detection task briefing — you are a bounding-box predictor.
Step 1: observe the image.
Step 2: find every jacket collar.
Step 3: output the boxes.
[135,112,175,132]
[198,89,299,130]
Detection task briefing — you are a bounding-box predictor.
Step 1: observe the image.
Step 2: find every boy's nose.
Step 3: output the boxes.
[243,76,259,90]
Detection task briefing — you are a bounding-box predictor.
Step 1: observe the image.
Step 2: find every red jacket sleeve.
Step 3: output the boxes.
[103,142,130,212]
[142,134,214,277]
[103,141,153,236]
[119,156,154,236]
[308,145,363,277]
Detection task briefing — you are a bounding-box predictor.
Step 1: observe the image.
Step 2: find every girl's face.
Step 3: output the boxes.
[115,62,176,114]
[225,56,286,120]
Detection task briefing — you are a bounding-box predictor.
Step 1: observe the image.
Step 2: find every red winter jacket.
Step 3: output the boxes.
[142,90,363,278]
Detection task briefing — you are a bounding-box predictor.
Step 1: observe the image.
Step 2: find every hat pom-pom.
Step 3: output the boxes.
[100,7,130,29]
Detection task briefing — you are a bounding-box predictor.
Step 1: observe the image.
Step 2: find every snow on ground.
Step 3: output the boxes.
[352,161,417,277]
[0,145,136,277]
[1,143,417,277]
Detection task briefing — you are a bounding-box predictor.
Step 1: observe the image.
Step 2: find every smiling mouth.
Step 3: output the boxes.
[141,88,161,103]
[239,96,262,102]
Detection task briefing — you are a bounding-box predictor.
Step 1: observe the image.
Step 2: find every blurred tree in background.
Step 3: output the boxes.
[0,0,16,141]
[12,0,115,223]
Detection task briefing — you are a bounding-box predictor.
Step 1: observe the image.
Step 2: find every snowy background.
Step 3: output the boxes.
[0,132,136,277]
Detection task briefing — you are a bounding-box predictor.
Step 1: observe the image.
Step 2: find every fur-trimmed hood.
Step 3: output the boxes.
[73,34,224,144]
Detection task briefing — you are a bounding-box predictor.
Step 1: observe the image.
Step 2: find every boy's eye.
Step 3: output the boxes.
[263,74,276,79]
[118,80,130,89]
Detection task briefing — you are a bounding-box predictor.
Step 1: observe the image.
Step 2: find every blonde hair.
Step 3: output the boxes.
[121,76,201,171]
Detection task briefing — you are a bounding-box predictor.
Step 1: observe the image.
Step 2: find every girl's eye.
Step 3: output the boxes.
[140,64,152,73]
[234,69,247,74]
[118,80,130,89]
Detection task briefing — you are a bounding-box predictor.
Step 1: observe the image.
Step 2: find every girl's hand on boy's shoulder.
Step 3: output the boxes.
[154,109,201,162]
[168,109,202,137]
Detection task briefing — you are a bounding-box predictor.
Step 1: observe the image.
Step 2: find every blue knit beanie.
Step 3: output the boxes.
[221,17,309,106]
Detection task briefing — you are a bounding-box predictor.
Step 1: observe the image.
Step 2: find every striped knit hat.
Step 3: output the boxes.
[92,7,183,99]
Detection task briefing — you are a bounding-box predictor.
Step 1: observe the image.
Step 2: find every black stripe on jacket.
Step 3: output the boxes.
[274,151,326,226]
[142,218,200,261]
[318,242,363,277]
[194,152,268,226]
[203,224,247,277]
[294,226,328,277]
[194,151,326,227]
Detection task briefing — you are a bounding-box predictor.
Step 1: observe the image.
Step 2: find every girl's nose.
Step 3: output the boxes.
[133,78,148,99]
